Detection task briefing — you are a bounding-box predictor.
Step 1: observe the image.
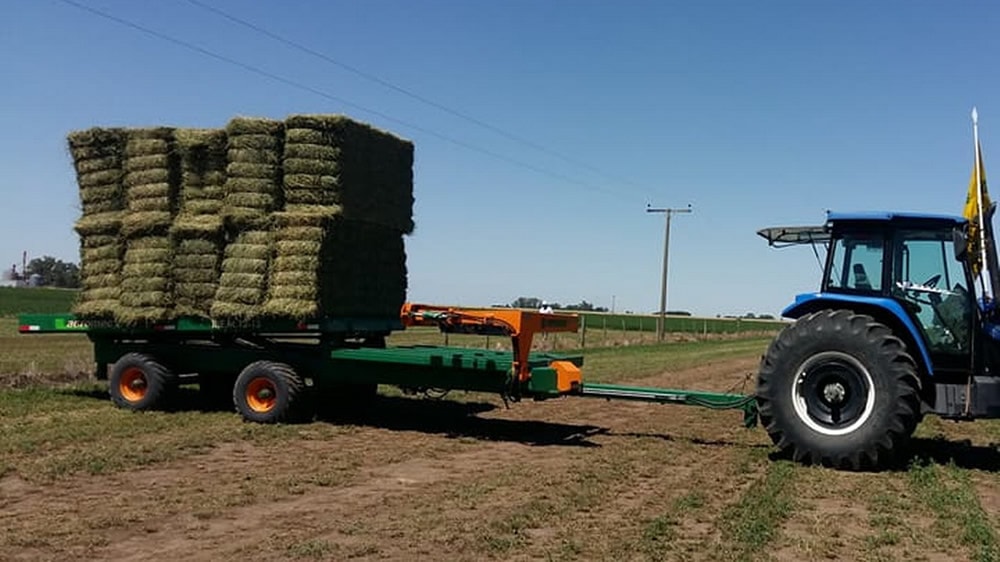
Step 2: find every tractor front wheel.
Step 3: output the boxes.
[233,361,309,423]
[756,310,921,470]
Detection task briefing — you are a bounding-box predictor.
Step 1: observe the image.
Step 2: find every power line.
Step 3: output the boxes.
[182,0,648,194]
[55,0,624,198]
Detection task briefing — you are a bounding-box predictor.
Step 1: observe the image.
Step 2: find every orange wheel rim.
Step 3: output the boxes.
[246,377,277,413]
[119,367,148,402]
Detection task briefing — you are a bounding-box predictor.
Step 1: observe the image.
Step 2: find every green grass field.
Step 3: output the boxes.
[0,286,78,316]
[1,333,998,560]
[575,311,786,334]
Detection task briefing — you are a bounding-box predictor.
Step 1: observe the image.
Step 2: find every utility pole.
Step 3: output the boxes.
[646,204,692,342]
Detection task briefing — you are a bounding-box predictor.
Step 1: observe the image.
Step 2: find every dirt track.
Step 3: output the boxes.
[2,356,999,561]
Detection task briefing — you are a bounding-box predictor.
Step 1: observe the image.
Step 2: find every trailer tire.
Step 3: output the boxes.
[756,309,921,470]
[109,353,177,411]
[233,361,308,423]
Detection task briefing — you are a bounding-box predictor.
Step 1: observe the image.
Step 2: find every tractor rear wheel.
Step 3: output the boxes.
[108,352,177,411]
[756,309,921,470]
[233,361,309,423]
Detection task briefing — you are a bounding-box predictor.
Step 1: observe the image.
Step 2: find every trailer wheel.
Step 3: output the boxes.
[109,353,177,411]
[756,310,921,470]
[233,361,308,423]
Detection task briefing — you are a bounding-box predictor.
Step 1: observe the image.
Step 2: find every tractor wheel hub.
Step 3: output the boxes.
[823,382,846,404]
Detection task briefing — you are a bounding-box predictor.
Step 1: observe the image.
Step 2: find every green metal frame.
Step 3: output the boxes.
[577,383,758,427]
[17,313,403,335]
[19,312,758,427]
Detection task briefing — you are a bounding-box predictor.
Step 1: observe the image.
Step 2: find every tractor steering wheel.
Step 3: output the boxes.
[923,274,941,289]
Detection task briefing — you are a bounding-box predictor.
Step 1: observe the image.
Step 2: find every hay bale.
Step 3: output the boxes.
[75,212,124,236]
[115,233,174,324]
[121,128,180,239]
[264,209,407,319]
[68,127,125,160]
[284,128,326,144]
[226,162,280,180]
[226,117,283,135]
[282,114,414,234]
[68,128,126,217]
[210,228,272,319]
[176,128,228,218]
[125,154,171,172]
[77,169,124,188]
[171,215,224,237]
[121,211,172,237]
[228,148,281,165]
[124,169,172,188]
[222,118,283,229]
[228,134,281,150]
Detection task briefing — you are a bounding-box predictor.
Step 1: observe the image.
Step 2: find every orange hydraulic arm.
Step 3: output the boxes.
[400,303,580,387]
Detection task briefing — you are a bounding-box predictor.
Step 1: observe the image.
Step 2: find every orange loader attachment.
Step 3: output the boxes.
[400,303,581,390]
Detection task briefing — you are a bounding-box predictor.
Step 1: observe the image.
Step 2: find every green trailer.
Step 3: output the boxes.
[16,304,757,426]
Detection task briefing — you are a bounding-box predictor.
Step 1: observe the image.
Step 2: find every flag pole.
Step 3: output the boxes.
[973,107,990,299]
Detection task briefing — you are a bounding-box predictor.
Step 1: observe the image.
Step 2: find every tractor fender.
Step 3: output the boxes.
[781,293,934,377]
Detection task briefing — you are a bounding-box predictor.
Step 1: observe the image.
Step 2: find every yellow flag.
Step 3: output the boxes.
[963,141,990,276]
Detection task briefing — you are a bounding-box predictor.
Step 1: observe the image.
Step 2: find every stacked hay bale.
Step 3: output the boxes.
[281,114,414,231]
[68,113,414,324]
[172,129,228,317]
[210,117,283,319]
[116,128,179,324]
[263,114,412,318]
[68,128,126,318]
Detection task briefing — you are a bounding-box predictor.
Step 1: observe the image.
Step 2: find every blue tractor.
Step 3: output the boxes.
[756,211,1000,469]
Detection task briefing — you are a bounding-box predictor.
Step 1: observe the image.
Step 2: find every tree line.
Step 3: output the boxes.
[7,256,80,288]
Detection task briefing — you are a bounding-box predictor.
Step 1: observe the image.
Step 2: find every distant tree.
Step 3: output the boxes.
[26,256,80,288]
[758,314,775,320]
[563,300,598,312]
[511,297,543,309]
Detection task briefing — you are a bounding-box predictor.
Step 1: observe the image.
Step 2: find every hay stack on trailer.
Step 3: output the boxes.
[282,114,414,233]
[116,128,179,325]
[67,112,414,324]
[69,128,126,319]
[172,129,227,317]
[210,117,284,319]
[263,114,412,318]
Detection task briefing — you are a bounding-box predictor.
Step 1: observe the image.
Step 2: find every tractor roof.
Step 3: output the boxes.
[825,211,967,225]
[758,211,967,248]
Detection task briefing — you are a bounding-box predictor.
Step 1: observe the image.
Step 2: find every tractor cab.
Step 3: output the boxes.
[761,212,978,378]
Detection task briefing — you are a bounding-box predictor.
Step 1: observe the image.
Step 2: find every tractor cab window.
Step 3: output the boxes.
[825,234,884,293]
[892,229,972,354]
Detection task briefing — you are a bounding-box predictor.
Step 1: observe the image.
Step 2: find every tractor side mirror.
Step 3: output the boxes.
[953,228,969,261]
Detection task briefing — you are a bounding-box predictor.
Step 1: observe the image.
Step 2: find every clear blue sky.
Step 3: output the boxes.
[2,0,998,317]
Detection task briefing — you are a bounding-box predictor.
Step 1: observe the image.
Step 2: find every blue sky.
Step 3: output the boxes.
[1,0,998,317]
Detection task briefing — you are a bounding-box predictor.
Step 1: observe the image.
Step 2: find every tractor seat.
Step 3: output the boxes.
[853,264,873,291]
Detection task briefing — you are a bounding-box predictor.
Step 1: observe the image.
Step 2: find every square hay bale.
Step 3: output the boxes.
[283,114,414,234]
[114,234,174,324]
[264,210,407,319]
[74,235,123,319]
[121,211,173,238]
[223,117,283,229]
[68,128,126,216]
[210,228,272,319]
[122,128,181,238]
